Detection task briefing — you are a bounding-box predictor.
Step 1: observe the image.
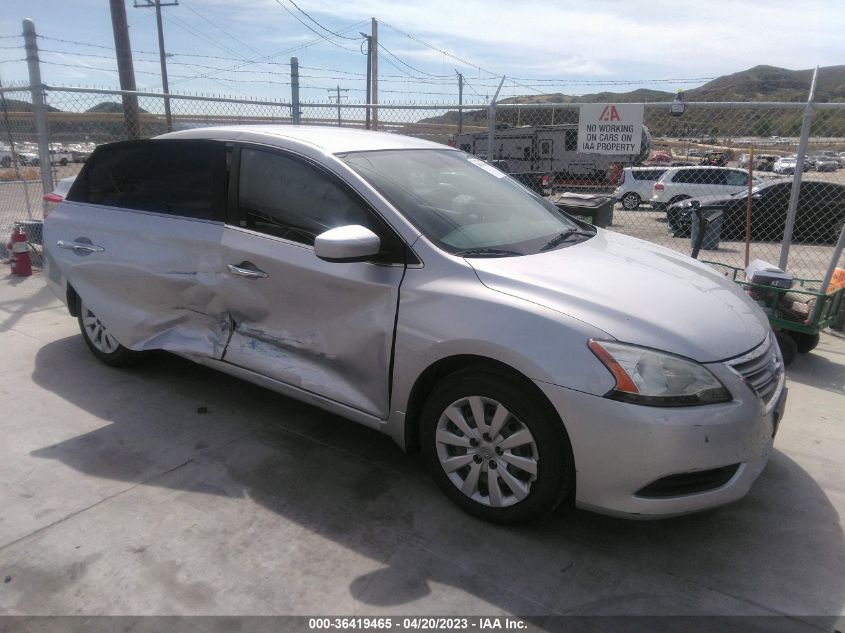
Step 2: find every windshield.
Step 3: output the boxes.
[339,149,589,256]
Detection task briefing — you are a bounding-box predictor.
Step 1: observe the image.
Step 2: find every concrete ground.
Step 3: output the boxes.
[0,272,843,628]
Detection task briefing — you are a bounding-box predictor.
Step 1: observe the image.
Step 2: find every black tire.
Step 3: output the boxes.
[789,331,820,354]
[775,330,798,367]
[420,366,574,524]
[77,301,143,367]
[620,192,641,210]
[59,158,68,166]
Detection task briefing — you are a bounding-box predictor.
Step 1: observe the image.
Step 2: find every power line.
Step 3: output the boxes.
[380,20,499,78]
[284,0,361,41]
[376,42,450,78]
[270,0,359,52]
[163,10,249,61]
[180,0,265,56]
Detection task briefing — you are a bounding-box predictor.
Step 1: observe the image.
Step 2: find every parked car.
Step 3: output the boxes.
[612,166,668,210]
[812,150,845,168]
[737,153,779,172]
[773,156,809,175]
[44,127,785,523]
[20,148,73,166]
[667,179,845,243]
[810,155,839,172]
[0,148,12,168]
[43,176,77,216]
[651,166,754,210]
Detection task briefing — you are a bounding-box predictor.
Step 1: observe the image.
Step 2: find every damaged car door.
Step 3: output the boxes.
[219,145,408,418]
[46,139,231,357]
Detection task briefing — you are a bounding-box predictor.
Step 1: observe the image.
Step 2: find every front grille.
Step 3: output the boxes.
[727,336,783,407]
[635,464,741,498]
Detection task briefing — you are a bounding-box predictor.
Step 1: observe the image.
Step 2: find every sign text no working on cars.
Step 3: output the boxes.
[577,104,644,155]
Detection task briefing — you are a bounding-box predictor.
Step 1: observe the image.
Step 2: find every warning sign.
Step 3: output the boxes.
[577,103,644,155]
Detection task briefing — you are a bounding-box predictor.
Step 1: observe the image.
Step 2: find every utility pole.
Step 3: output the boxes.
[327,86,349,127]
[134,0,178,132]
[371,17,378,130]
[456,71,463,135]
[290,57,300,124]
[360,32,372,129]
[109,0,141,139]
[22,18,54,203]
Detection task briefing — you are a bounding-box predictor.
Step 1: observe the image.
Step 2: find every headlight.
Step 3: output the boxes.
[588,340,731,407]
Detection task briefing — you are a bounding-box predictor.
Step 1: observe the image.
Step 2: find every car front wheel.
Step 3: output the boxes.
[420,367,574,524]
[620,192,641,210]
[78,302,142,367]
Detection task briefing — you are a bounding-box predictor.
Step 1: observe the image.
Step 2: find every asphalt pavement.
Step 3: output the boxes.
[0,272,843,629]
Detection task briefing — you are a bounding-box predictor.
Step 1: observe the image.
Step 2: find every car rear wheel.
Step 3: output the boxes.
[621,192,641,210]
[420,367,574,524]
[789,331,820,354]
[775,330,798,367]
[78,302,142,367]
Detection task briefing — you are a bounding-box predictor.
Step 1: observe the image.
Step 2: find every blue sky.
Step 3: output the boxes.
[1,0,843,104]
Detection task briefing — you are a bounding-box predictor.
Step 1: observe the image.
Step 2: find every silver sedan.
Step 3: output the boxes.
[44,126,786,523]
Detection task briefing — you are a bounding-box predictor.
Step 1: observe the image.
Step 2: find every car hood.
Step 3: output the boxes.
[673,194,738,209]
[467,230,769,363]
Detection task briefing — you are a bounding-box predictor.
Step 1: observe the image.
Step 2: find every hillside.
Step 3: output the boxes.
[420,64,845,130]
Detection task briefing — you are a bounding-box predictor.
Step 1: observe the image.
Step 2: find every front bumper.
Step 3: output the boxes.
[536,374,786,519]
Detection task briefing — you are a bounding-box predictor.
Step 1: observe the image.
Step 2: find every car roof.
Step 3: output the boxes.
[156,124,451,154]
[666,165,745,171]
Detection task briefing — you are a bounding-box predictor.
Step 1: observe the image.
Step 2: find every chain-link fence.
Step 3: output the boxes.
[2,80,844,283]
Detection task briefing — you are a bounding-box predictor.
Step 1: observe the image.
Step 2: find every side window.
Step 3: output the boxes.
[725,171,749,186]
[564,130,577,152]
[67,140,223,220]
[237,148,405,262]
[540,141,552,156]
[671,170,692,184]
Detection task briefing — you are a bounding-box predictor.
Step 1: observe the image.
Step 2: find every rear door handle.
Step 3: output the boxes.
[227,263,269,279]
[56,239,105,254]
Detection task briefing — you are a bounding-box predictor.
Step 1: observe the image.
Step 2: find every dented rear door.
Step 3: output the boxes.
[45,139,232,357]
[219,146,406,419]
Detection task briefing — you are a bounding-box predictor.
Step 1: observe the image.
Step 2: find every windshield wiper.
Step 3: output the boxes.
[454,247,523,258]
[540,228,594,252]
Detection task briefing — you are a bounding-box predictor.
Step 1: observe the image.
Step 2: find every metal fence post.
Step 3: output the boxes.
[486,77,506,164]
[778,66,818,270]
[22,18,54,209]
[290,57,300,125]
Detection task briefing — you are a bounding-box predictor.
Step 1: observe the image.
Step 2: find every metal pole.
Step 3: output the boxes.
[457,71,463,135]
[290,57,300,124]
[779,66,818,270]
[153,0,173,132]
[744,146,754,267]
[371,17,378,130]
[486,76,506,164]
[337,85,341,126]
[22,19,53,212]
[110,0,141,140]
[361,34,371,130]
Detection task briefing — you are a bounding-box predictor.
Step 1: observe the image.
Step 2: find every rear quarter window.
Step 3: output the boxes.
[66,139,225,220]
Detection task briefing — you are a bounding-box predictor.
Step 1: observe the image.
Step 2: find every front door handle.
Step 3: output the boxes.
[227,262,269,279]
[56,239,105,254]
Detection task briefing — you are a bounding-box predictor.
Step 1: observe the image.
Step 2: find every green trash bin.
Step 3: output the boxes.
[551,193,614,228]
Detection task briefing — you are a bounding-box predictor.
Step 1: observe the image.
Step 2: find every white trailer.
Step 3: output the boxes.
[454,124,651,186]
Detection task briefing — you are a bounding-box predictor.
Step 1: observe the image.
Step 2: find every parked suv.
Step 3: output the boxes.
[651,166,753,210]
[612,166,668,210]
[44,126,785,524]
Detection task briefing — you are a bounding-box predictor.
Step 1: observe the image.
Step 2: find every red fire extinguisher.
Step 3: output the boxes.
[9,226,32,277]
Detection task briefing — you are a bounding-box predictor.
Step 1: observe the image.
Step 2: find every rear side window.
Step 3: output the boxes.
[67,139,224,220]
[633,169,666,181]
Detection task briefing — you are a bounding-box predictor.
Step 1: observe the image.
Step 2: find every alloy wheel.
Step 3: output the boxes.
[81,306,120,354]
[435,395,539,508]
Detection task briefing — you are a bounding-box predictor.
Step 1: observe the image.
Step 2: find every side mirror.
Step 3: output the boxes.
[314,225,381,263]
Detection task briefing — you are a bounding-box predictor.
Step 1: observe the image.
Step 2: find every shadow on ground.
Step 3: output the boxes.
[25,338,845,624]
